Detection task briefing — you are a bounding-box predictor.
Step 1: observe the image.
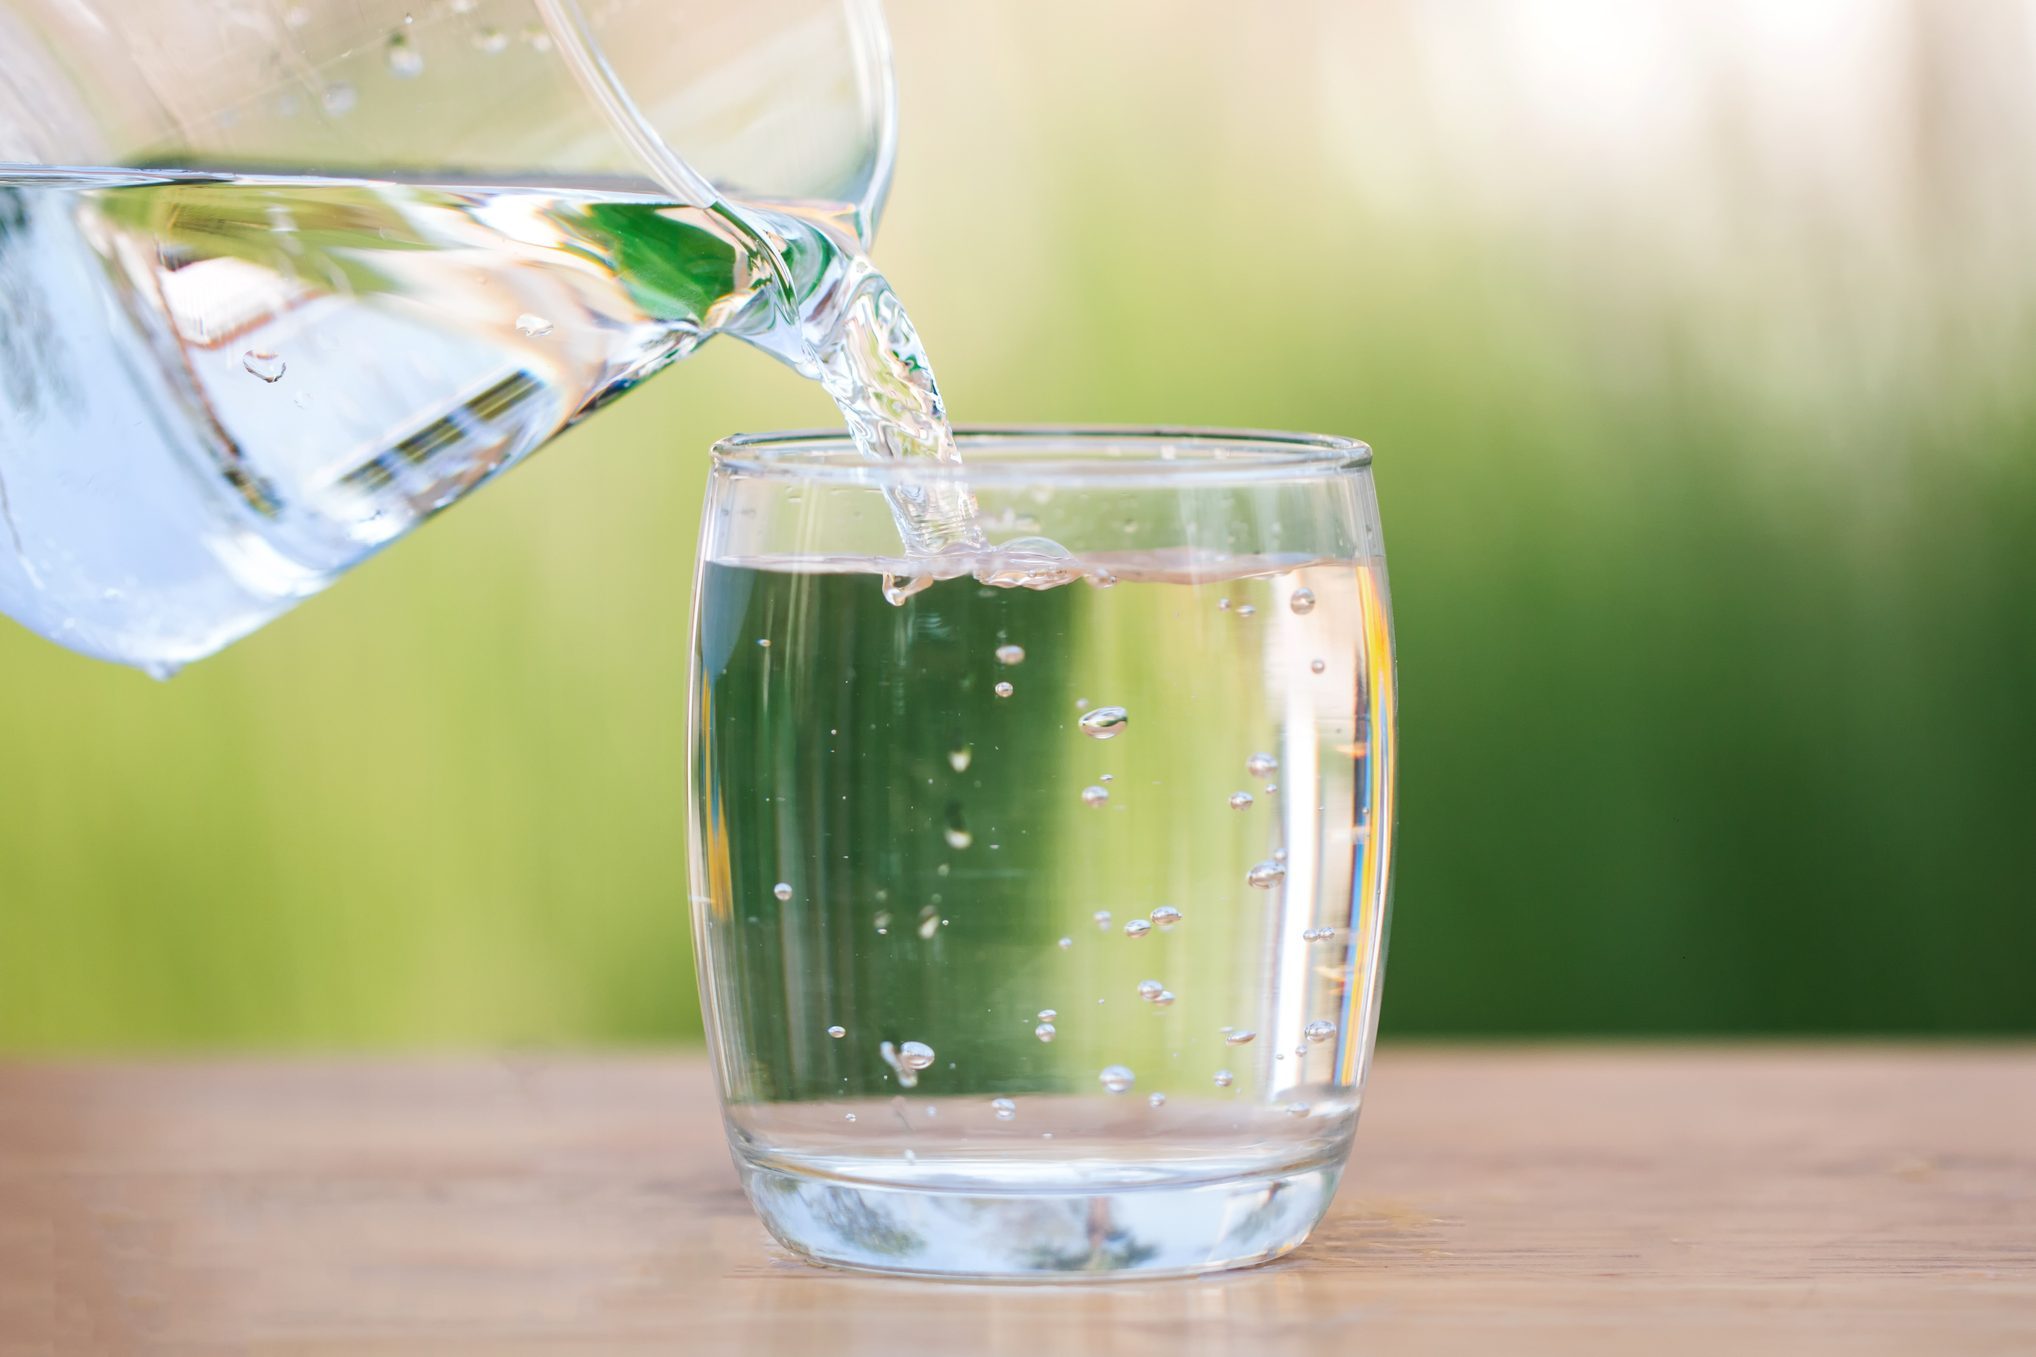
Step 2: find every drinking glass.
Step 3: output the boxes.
[688,427,1398,1279]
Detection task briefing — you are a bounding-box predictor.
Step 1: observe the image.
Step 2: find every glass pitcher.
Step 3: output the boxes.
[0,0,895,673]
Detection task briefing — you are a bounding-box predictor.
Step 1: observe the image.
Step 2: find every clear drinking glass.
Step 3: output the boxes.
[688,427,1398,1279]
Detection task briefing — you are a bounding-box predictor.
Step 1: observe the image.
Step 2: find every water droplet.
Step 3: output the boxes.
[1246,753,1279,779]
[773,882,793,902]
[1290,587,1317,615]
[386,32,425,77]
[1155,990,1176,1006]
[1038,1009,1057,1021]
[1148,1092,1167,1109]
[992,1097,1016,1121]
[994,644,1025,666]
[473,25,508,53]
[1310,658,1327,675]
[1137,979,1164,1002]
[1093,911,1113,931]
[1246,861,1287,890]
[1236,604,1257,617]
[1150,905,1182,929]
[1057,936,1073,950]
[948,746,972,773]
[320,82,356,116]
[1213,1069,1235,1088]
[755,637,770,648]
[1228,791,1254,811]
[826,1025,846,1039]
[240,350,286,382]
[1099,1065,1136,1094]
[944,806,973,849]
[993,681,1014,699]
[1225,1030,1257,1046]
[1286,1102,1311,1118]
[1034,1022,1057,1043]
[1078,706,1129,740]
[1080,785,1109,808]
[1305,1020,1337,1044]
[1123,919,1152,940]
[515,313,553,338]
[917,906,939,940]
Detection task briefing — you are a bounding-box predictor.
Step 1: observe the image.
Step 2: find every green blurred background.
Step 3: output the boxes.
[3,0,2033,1049]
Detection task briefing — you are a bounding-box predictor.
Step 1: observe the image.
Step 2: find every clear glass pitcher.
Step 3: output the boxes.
[0,0,895,673]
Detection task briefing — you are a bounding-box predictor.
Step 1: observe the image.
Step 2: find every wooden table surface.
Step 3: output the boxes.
[1,1047,2031,1355]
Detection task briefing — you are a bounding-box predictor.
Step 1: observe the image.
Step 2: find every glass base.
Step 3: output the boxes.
[736,1150,1344,1280]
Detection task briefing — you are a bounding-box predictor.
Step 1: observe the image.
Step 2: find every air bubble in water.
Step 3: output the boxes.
[1246,860,1287,889]
[1305,1020,1337,1043]
[994,644,1025,666]
[1155,990,1176,1006]
[1290,587,1317,615]
[1123,919,1151,940]
[1081,785,1109,808]
[1078,707,1129,740]
[844,1113,856,1122]
[825,1025,845,1039]
[1236,604,1257,617]
[878,1039,934,1089]
[1038,1009,1057,1021]
[1137,979,1164,1002]
[1148,1092,1167,1108]
[1035,1022,1057,1043]
[386,33,425,77]
[773,882,793,901]
[1150,905,1182,929]
[241,350,286,382]
[993,681,1014,699]
[944,807,973,849]
[1217,598,1231,611]
[1273,847,1288,863]
[873,911,891,936]
[1229,791,1254,810]
[515,313,553,338]
[1099,1065,1135,1094]
[1286,1102,1311,1118]
[992,1098,1016,1121]
[948,746,972,773]
[1246,752,1279,779]
[1225,1030,1257,1046]
[473,26,508,53]
[1057,936,1073,950]
[917,907,940,940]
[320,83,356,116]
[1310,658,1327,675]
[1093,911,1112,930]
[1213,1069,1235,1088]
[523,23,553,51]
[1088,569,1118,589]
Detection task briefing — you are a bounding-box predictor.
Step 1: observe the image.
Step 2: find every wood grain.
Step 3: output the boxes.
[0,1047,2030,1355]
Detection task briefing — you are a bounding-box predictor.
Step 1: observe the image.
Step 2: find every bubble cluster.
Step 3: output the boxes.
[880,1039,936,1089]
[994,644,1026,666]
[1078,707,1130,740]
[1301,927,1337,942]
[991,1097,1017,1121]
[1099,1065,1136,1094]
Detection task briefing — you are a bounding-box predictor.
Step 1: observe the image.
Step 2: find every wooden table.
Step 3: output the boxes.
[1,1047,2030,1355]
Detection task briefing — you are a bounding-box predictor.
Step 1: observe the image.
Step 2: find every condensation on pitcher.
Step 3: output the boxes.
[1099,1065,1136,1094]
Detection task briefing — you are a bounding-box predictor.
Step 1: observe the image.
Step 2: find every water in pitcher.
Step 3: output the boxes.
[691,548,1395,1263]
[0,167,979,672]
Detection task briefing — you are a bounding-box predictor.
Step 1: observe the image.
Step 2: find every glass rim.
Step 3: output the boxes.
[710,425,1372,485]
